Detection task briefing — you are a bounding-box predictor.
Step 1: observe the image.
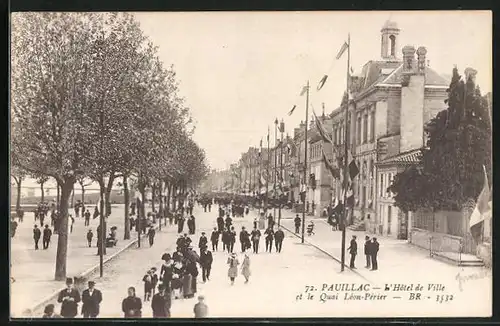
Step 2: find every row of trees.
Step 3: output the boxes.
[390,67,491,213]
[11,12,208,280]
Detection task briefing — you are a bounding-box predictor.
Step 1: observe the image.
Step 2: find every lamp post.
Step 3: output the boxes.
[278,119,284,227]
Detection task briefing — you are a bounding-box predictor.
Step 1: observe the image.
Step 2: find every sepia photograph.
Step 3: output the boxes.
[10,10,492,319]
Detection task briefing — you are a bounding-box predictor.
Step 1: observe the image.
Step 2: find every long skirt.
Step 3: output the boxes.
[191,276,197,294]
[182,274,194,297]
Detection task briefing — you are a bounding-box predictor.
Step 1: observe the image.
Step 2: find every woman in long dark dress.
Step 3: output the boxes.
[160,254,173,291]
[171,254,185,299]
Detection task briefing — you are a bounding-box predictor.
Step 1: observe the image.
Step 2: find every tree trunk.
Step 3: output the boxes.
[16,179,22,212]
[98,180,107,255]
[70,185,75,208]
[40,182,45,203]
[166,182,172,214]
[151,183,157,214]
[104,172,116,217]
[56,183,61,211]
[123,174,130,240]
[54,178,75,281]
[172,185,177,212]
[158,181,163,230]
[80,185,85,205]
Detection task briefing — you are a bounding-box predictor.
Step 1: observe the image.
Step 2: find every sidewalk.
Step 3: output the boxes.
[279,216,490,293]
[10,204,160,317]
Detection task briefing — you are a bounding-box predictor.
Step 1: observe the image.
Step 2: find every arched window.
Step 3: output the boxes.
[389,35,396,56]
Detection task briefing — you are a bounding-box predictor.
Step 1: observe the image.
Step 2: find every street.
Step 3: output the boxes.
[10,204,155,316]
[25,204,491,318]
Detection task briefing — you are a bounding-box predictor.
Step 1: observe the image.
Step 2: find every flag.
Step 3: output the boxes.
[313,110,333,145]
[300,85,308,96]
[350,66,354,74]
[317,75,328,91]
[469,165,491,231]
[336,41,348,60]
[288,105,297,116]
[322,148,340,179]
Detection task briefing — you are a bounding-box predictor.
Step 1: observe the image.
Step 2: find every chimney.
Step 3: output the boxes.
[416,46,427,75]
[402,45,416,74]
[464,67,478,84]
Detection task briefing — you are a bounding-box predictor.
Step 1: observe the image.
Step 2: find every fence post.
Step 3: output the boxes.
[459,238,463,266]
[429,235,433,257]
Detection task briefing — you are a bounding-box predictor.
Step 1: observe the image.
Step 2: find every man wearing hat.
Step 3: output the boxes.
[364,236,372,269]
[57,277,81,318]
[199,246,213,283]
[81,280,102,318]
[347,235,358,269]
[198,232,208,249]
[151,284,171,318]
[294,214,302,234]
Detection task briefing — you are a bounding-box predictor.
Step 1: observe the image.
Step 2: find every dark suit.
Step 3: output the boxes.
[274,230,284,253]
[33,228,41,249]
[57,288,81,318]
[371,240,379,270]
[43,228,52,249]
[347,239,357,268]
[364,240,372,268]
[200,251,213,282]
[151,292,171,317]
[81,288,102,318]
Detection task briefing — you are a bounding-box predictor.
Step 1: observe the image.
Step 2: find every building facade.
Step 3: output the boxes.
[328,20,449,236]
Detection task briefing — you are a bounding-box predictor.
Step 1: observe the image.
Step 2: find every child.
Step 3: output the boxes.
[193,295,208,318]
[151,267,159,295]
[86,229,93,248]
[307,221,315,236]
[142,270,153,302]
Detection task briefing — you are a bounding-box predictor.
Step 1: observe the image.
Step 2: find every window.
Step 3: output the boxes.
[370,159,375,201]
[362,160,367,181]
[333,126,337,144]
[387,205,392,235]
[389,35,396,56]
[363,115,368,143]
[386,173,391,197]
[362,186,366,208]
[357,116,362,144]
[370,111,376,142]
[389,173,395,197]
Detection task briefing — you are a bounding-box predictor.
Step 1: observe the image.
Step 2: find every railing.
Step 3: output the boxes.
[409,228,468,265]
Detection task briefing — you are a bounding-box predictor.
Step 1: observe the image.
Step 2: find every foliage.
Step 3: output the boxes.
[390,67,492,212]
[11,12,208,279]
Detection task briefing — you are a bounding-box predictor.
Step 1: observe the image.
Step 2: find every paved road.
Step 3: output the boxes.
[30,205,372,318]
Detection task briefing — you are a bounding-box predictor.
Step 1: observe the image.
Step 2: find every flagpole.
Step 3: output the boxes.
[266,127,270,214]
[340,33,350,272]
[274,118,278,220]
[279,120,284,227]
[259,141,262,216]
[301,80,310,244]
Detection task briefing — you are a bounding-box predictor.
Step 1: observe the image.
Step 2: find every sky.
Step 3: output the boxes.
[133,11,492,172]
[13,11,492,191]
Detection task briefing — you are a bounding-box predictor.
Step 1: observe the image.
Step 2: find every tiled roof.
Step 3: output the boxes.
[377,148,423,166]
